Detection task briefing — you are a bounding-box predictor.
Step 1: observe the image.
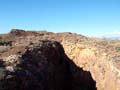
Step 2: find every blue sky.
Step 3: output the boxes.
[0,0,120,36]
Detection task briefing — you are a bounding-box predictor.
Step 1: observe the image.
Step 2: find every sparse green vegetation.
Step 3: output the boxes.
[0,38,15,46]
[0,47,8,53]
[0,38,15,43]
[116,46,120,52]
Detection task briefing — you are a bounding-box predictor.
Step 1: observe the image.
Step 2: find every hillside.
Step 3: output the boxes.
[0,29,120,90]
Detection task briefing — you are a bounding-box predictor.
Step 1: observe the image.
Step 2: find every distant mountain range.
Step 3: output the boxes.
[102,33,120,40]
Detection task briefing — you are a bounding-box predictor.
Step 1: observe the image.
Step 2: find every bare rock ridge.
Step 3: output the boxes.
[10,29,40,37]
[0,40,96,90]
[0,29,120,90]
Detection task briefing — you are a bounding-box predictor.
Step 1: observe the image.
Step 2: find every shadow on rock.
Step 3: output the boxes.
[65,55,97,90]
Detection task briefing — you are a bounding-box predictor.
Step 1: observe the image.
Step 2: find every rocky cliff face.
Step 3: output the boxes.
[61,40,120,90]
[0,29,120,90]
[0,41,67,90]
[0,40,96,90]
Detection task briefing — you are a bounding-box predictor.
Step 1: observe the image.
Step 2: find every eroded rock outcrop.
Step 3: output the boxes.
[0,40,96,90]
[10,29,40,37]
[0,29,120,90]
[61,40,120,90]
